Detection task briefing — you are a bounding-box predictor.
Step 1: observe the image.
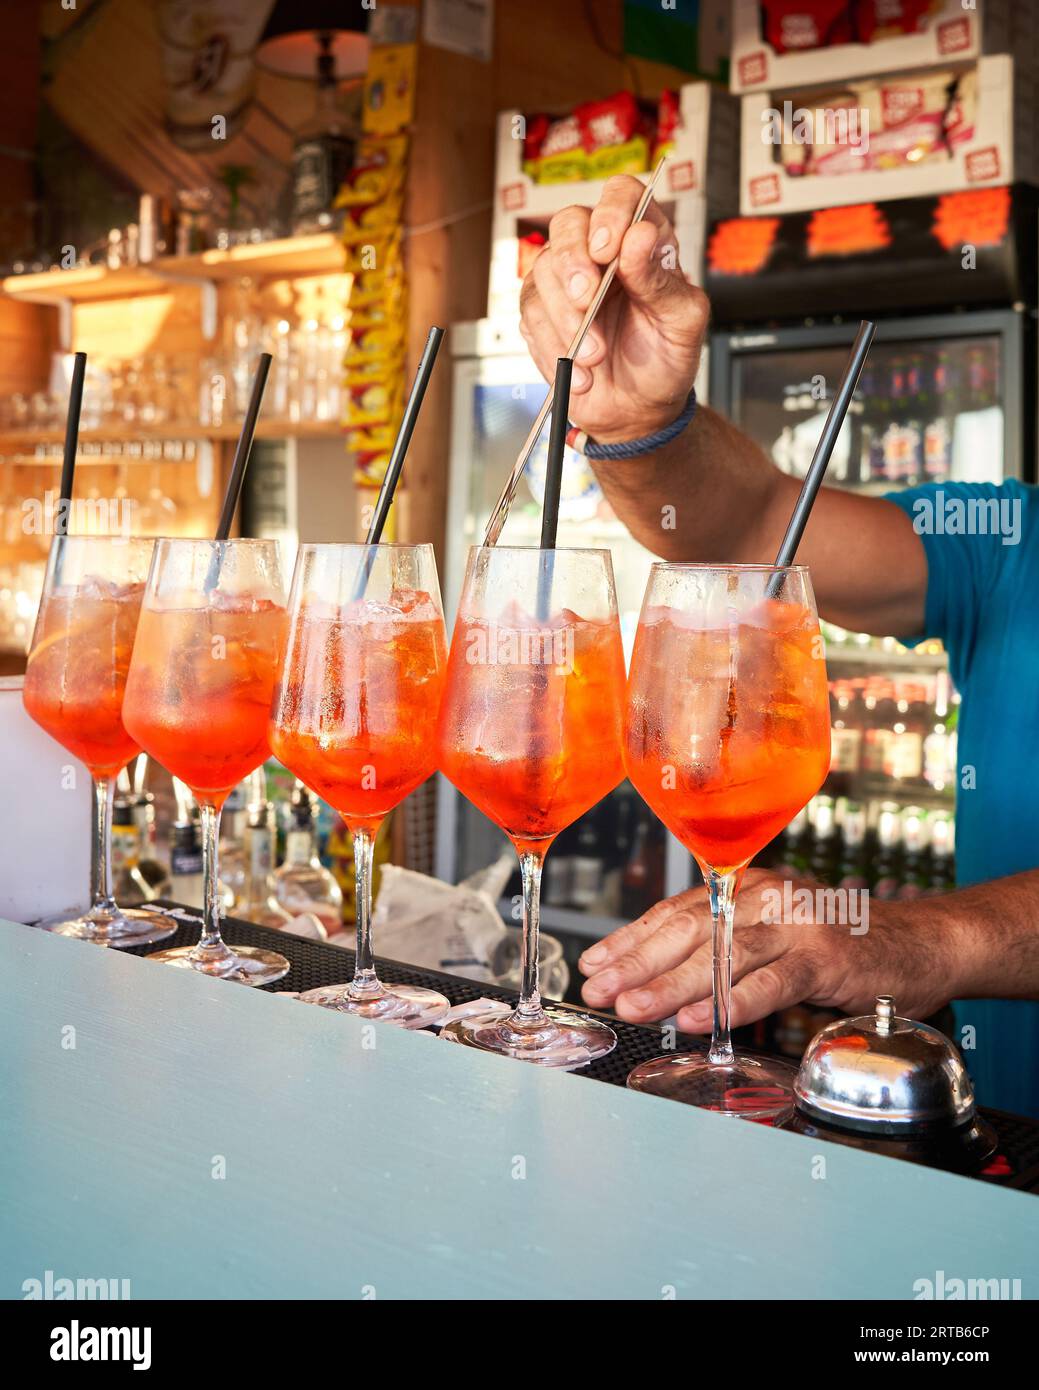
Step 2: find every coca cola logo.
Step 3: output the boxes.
[191,33,229,94]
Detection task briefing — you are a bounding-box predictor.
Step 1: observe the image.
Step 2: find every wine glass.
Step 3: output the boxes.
[624,564,831,1118]
[22,534,177,946]
[270,543,451,1026]
[437,546,625,1065]
[122,538,290,985]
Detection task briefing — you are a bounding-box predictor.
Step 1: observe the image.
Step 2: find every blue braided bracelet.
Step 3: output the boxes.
[567,387,698,461]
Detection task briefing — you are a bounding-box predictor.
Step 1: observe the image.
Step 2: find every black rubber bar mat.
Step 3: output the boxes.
[134,902,1039,1193]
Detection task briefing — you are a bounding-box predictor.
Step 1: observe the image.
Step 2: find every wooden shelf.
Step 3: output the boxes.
[0,420,346,450]
[1,234,347,306]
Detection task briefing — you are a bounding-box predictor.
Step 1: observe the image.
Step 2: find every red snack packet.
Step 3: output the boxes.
[576,90,641,153]
[517,230,547,282]
[853,0,933,43]
[761,0,854,54]
[654,89,681,160]
[522,113,550,173]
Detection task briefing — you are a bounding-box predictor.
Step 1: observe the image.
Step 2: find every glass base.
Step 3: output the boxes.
[298,981,450,1029]
[36,903,178,949]
[442,1003,617,1069]
[146,942,290,987]
[626,1051,797,1122]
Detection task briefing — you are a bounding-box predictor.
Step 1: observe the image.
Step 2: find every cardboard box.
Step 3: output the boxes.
[731,0,995,94]
[488,83,738,318]
[739,55,1035,215]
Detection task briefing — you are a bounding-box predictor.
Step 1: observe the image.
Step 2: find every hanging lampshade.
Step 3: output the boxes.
[256,0,370,81]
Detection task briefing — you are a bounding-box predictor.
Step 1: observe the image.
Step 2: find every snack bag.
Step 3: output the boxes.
[522,113,551,178]
[535,114,587,183]
[853,0,934,43]
[577,90,649,179]
[335,134,408,208]
[653,89,681,163]
[517,230,546,282]
[761,0,854,54]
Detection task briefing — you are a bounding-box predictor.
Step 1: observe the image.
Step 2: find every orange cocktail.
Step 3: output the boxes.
[270,592,446,835]
[270,542,451,1025]
[21,534,176,947]
[124,597,287,807]
[121,537,289,985]
[23,578,142,779]
[438,611,626,850]
[436,545,623,1066]
[623,563,831,1118]
[624,597,831,874]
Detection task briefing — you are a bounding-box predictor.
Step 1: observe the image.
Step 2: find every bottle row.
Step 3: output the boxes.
[828,671,958,792]
[775,343,1000,490]
[763,794,955,900]
[110,757,377,939]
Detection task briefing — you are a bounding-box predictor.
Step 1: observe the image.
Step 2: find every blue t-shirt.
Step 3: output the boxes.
[884,479,1039,1117]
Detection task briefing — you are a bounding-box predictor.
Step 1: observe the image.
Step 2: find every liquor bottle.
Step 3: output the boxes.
[923,672,953,791]
[836,800,869,890]
[291,36,358,235]
[775,805,811,879]
[881,358,911,484]
[927,812,956,893]
[570,810,606,910]
[896,806,930,899]
[809,795,838,882]
[602,788,635,916]
[871,801,903,900]
[902,352,926,486]
[924,350,954,482]
[272,784,343,935]
[862,678,895,776]
[218,779,251,906]
[885,680,925,783]
[544,820,576,906]
[236,794,294,930]
[829,679,863,789]
[621,808,654,920]
[111,794,148,905]
[168,816,204,909]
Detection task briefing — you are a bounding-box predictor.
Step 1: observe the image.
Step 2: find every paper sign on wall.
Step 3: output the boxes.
[422,0,494,63]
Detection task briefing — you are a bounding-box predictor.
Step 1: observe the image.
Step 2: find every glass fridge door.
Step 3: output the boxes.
[437,344,689,939]
[730,332,1005,496]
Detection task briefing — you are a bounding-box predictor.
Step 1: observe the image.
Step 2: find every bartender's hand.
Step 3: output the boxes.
[578,868,963,1030]
[519,175,708,444]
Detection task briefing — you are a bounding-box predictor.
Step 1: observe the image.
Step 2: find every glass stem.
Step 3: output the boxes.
[349,826,382,998]
[90,776,117,915]
[707,867,742,1066]
[516,849,546,1022]
[198,802,226,952]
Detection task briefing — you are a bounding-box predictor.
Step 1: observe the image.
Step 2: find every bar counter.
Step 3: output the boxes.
[2,918,1037,1300]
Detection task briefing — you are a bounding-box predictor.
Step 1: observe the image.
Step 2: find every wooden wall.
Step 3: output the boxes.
[402,0,694,559]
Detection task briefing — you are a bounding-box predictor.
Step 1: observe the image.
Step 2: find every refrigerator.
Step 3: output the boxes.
[435,318,704,940]
[708,305,1034,891]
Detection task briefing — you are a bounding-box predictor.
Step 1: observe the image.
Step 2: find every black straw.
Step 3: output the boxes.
[539,357,572,551]
[215,352,272,542]
[536,357,573,621]
[769,320,875,594]
[365,326,445,546]
[55,351,87,538]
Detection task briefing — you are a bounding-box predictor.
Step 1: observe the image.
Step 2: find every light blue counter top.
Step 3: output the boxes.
[1,919,1036,1300]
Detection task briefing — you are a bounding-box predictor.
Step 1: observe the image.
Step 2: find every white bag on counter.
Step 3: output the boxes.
[0,677,91,925]
[369,850,515,981]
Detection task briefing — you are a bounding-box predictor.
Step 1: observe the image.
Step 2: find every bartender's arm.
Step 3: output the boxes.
[519,175,928,638]
[577,868,1039,1029]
